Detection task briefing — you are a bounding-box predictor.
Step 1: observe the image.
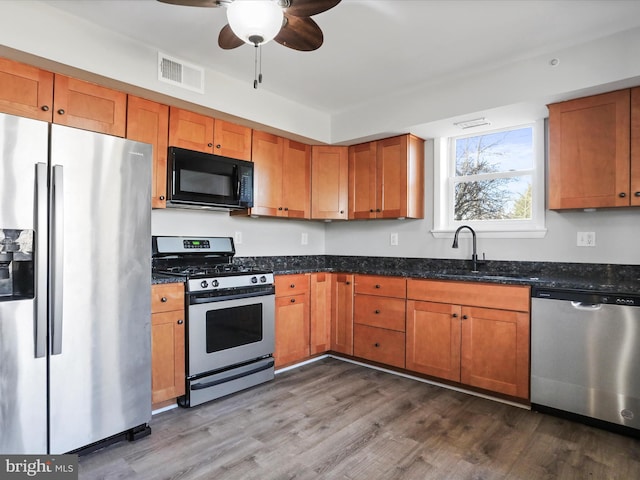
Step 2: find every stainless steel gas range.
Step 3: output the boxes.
[152,236,275,407]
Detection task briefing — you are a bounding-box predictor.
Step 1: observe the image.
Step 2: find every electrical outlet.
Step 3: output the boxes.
[301,232,308,245]
[234,231,243,245]
[577,231,596,247]
[390,233,398,246]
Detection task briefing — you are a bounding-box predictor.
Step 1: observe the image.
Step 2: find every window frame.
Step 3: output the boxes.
[432,119,547,239]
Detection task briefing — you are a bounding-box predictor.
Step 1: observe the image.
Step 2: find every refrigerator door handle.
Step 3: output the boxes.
[51,164,64,356]
[35,162,48,359]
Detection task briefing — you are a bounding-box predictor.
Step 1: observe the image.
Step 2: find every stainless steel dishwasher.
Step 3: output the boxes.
[531,287,640,437]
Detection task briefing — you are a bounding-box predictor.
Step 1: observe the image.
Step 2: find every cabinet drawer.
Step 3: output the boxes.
[354,295,405,331]
[407,279,530,312]
[151,283,184,313]
[353,324,405,368]
[354,275,406,298]
[275,274,310,296]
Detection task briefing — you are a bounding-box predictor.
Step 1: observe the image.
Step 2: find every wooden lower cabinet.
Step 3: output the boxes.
[330,273,354,355]
[406,279,530,400]
[275,274,310,367]
[151,283,185,407]
[310,272,332,354]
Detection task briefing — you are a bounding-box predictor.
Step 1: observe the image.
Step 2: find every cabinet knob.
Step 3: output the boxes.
[278,207,283,211]
[41,105,49,112]
[290,298,296,303]
[619,192,626,198]
[635,192,640,197]
[177,319,184,325]
[284,207,289,211]
[374,342,380,347]
[290,284,295,288]
[375,284,381,289]
[345,281,351,285]
[452,313,458,318]
[462,315,468,320]
[208,143,213,147]
[161,297,167,302]
[57,109,65,115]
[374,309,380,314]
[370,209,374,213]
[340,210,344,214]
[216,144,221,149]
[159,195,165,201]
[376,209,381,212]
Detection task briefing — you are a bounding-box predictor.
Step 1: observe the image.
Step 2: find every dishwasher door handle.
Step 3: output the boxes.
[571,301,603,311]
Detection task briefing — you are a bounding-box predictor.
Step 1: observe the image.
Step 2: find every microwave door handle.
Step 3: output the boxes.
[234,165,240,199]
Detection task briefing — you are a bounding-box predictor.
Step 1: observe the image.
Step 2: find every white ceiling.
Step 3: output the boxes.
[41,0,640,138]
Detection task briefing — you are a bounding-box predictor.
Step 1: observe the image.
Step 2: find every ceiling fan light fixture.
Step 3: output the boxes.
[227,0,284,46]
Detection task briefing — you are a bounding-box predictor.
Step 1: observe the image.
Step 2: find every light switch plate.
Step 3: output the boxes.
[577,231,596,247]
[390,233,399,246]
[301,232,308,245]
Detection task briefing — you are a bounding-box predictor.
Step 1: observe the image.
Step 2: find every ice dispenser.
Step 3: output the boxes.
[0,229,34,300]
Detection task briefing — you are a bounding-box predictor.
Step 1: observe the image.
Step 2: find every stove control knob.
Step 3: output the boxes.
[260,275,267,283]
[200,280,208,289]
[251,276,258,284]
[212,279,219,288]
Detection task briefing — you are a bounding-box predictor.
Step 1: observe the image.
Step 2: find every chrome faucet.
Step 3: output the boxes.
[452,225,479,273]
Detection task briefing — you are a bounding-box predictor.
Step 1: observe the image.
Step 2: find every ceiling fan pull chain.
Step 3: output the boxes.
[253,43,259,89]
[259,44,263,84]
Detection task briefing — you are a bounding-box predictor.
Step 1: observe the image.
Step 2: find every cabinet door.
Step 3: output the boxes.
[168,107,215,153]
[348,142,377,219]
[127,96,169,209]
[377,135,409,218]
[406,300,461,382]
[0,57,53,122]
[631,87,640,206]
[53,75,126,136]
[213,119,252,160]
[282,139,311,219]
[151,310,185,405]
[548,89,631,209]
[460,306,530,399]
[275,292,310,367]
[311,146,348,220]
[331,273,354,355]
[310,273,332,354]
[252,130,284,216]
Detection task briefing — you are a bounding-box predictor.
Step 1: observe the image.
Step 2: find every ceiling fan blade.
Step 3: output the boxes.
[275,15,323,51]
[285,0,341,18]
[218,24,245,49]
[157,0,223,6]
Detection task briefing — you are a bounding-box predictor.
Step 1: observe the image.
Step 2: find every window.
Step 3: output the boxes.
[433,121,546,237]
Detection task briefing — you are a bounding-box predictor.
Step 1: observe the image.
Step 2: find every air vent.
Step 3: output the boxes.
[158,53,204,94]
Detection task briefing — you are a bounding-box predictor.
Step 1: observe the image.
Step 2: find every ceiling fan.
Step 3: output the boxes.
[157,0,341,52]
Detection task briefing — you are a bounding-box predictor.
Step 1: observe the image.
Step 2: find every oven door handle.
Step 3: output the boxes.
[191,359,275,390]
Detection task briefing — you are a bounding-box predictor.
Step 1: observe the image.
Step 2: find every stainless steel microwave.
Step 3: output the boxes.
[167,147,253,210]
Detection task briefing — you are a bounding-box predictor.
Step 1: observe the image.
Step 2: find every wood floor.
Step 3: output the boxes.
[79,357,640,479]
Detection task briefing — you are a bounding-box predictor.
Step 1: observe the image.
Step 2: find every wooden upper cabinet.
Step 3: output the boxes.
[311,145,349,220]
[631,87,640,206]
[214,119,252,160]
[53,75,126,136]
[349,134,424,219]
[168,107,215,153]
[251,131,311,218]
[168,107,251,159]
[126,96,169,209]
[348,141,377,219]
[282,139,311,218]
[0,57,53,122]
[548,89,631,209]
[251,130,284,216]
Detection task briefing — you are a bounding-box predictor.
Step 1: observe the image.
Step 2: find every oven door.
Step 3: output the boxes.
[187,293,275,377]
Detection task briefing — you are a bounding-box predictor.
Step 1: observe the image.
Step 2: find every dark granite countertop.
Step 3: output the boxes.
[152,273,185,285]
[232,255,640,295]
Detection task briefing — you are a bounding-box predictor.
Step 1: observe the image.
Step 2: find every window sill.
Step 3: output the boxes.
[431,228,548,239]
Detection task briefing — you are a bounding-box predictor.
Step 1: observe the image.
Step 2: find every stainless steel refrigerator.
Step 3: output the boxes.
[0,112,152,454]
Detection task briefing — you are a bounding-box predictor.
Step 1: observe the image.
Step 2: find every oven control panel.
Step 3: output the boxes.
[187,273,275,293]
